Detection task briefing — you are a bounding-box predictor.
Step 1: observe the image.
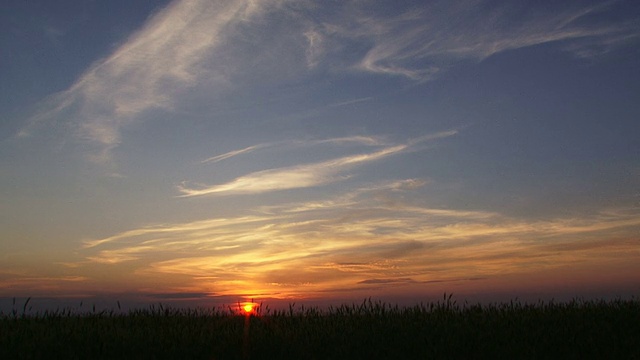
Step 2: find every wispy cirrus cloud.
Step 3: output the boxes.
[304,28,324,68]
[0,274,88,295]
[315,1,639,80]
[202,144,271,164]
[180,131,456,197]
[327,97,374,108]
[180,144,408,197]
[82,215,273,249]
[78,175,640,298]
[80,176,640,296]
[201,135,385,164]
[358,278,416,285]
[21,0,637,163]
[21,0,286,162]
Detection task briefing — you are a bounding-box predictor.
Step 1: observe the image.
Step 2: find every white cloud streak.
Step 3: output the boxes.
[20,0,637,161]
[22,0,282,162]
[83,215,272,249]
[318,1,639,80]
[309,135,384,146]
[79,182,640,296]
[181,131,457,197]
[180,144,409,197]
[327,97,374,108]
[304,29,324,68]
[202,144,269,164]
[201,135,386,164]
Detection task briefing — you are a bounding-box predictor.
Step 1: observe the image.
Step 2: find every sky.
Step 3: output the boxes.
[1,0,639,310]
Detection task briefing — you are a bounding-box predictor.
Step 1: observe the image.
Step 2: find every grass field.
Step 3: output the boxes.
[1,295,639,359]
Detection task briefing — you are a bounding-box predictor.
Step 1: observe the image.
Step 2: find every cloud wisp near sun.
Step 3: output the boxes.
[78,180,640,299]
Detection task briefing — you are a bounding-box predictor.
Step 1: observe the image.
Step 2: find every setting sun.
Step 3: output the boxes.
[242,302,257,315]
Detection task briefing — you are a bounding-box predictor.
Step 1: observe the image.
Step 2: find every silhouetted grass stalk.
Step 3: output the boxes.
[1,295,639,359]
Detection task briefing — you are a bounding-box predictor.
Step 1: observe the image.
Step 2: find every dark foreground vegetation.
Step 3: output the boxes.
[1,295,639,359]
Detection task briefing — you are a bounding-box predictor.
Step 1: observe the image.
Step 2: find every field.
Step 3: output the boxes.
[2,295,639,359]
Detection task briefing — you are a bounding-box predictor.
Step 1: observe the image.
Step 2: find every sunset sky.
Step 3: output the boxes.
[1,0,639,310]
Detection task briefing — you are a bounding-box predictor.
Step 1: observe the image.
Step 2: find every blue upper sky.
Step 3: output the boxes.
[1,0,639,306]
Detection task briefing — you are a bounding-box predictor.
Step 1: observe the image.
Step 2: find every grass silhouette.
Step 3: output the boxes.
[2,295,639,359]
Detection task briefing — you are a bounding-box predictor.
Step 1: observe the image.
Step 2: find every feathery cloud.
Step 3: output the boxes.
[179,144,408,197]
[202,144,270,164]
[79,188,640,297]
[201,135,385,164]
[20,0,637,162]
[318,1,639,80]
[21,0,283,162]
[184,131,457,197]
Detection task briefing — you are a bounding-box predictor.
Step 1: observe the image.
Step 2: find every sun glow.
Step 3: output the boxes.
[241,302,258,315]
